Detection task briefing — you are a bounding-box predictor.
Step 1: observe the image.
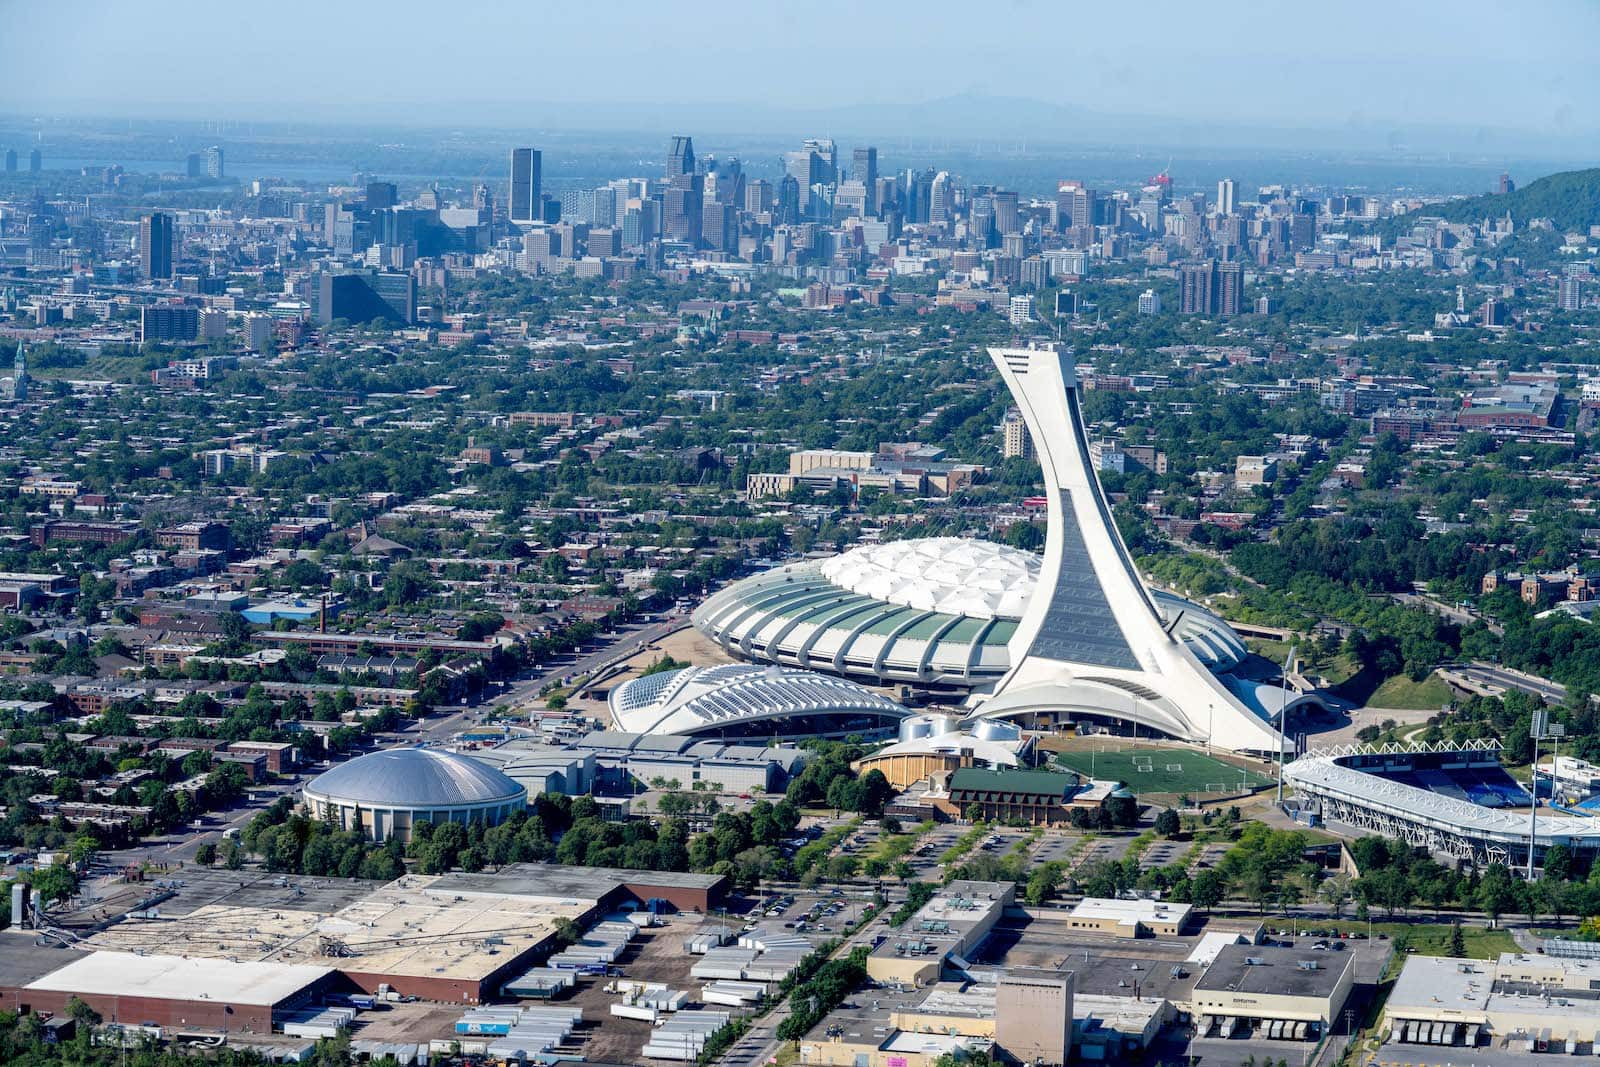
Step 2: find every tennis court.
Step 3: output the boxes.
[1054,747,1277,795]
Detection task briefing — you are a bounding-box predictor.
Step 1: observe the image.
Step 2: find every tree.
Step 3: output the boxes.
[1154,808,1181,838]
[1478,864,1518,925]
[1447,922,1467,958]
[194,842,217,866]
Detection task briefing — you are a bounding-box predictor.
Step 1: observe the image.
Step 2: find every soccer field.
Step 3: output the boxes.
[1055,747,1277,795]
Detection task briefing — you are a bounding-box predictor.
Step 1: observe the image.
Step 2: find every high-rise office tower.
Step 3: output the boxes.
[664,174,704,245]
[366,181,398,211]
[776,175,800,226]
[2,149,14,173]
[744,178,773,215]
[1056,181,1095,232]
[852,146,878,212]
[509,148,541,223]
[701,199,737,253]
[992,190,1020,235]
[969,197,995,250]
[28,148,41,173]
[929,172,952,224]
[1216,177,1237,216]
[785,149,824,216]
[202,145,223,178]
[803,139,837,184]
[1498,172,1515,195]
[1217,260,1244,315]
[140,211,175,280]
[667,135,695,179]
[186,153,202,178]
[591,185,618,228]
[1179,260,1218,315]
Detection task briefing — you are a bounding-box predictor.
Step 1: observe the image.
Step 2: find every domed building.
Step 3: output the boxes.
[692,537,1248,691]
[302,747,527,843]
[608,663,909,740]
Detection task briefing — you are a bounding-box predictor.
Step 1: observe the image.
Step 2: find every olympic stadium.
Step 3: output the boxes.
[685,346,1318,754]
[1284,739,1600,870]
[693,537,1252,688]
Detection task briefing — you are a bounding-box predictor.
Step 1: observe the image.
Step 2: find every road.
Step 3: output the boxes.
[1439,661,1571,706]
[1391,591,1504,636]
[487,615,689,713]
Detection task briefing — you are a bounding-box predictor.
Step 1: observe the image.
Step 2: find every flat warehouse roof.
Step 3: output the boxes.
[1196,945,1352,999]
[25,951,330,1007]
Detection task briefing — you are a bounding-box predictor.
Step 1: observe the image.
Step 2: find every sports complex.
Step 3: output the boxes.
[1284,738,1600,871]
[686,346,1324,756]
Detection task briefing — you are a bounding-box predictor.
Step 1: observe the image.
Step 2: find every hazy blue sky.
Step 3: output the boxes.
[6,0,1597,139]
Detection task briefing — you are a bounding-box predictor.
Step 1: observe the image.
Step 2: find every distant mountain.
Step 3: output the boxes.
[1420,167,1600,232]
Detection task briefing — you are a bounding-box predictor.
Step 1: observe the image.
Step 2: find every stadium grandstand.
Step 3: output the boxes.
[1284,739,1600,872]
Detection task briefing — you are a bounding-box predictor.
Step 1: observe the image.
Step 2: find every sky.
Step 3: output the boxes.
[5,0,1598,145]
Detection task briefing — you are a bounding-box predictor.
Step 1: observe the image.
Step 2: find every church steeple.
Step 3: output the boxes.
[9,344,24,403]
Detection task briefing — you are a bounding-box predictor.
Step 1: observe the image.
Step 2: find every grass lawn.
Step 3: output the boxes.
[1055,747,1276,795]
[1365,671,1454,710]
[1365,921,1517,960]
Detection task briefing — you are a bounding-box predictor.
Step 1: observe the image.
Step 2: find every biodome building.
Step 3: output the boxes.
[693,346,1315,755]
[302,747,527,843]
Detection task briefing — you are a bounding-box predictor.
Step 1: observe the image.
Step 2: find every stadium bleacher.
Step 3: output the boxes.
[1370,763,1530,810]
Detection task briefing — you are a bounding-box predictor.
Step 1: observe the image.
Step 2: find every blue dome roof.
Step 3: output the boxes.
[307,748,525,808]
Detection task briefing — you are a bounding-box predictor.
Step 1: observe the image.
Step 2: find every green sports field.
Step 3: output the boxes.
[1055,747,1277,795]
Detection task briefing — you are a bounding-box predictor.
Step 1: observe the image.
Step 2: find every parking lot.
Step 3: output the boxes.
[1070,835,1137,872]
[1031,832,1081,865]
[1139,839,1187,871]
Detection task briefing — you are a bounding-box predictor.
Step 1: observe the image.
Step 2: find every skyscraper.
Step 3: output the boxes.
[992,190,1020,235]
[852,146,878,212]
[785,149,824,216]
[929,172,952,224]
[1055,181,1089,227]
[202,145,224,179]
[667,136,695,180]
[1217,260,1244,316]
[509,148,541,223]
[186,153,202,178]
[2,150,13,172]
[1216,177,1237,216]
[28,148,41,173]
[140,212,175,280]
[1560,272,1584,312]
[366,181,398,211]
[803,139,837,184]
[744,179,773,215]
[1179,261,1217,315]
[665,173,704,245]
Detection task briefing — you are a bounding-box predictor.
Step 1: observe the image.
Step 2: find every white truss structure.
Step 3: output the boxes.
[1284,740,1600,869]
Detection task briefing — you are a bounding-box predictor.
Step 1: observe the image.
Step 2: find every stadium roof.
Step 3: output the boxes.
[305,747,525,808]
[692,540,1248,691]
[820,537,1035,620]
[608,663,909,738]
